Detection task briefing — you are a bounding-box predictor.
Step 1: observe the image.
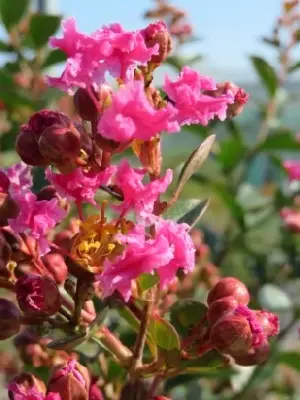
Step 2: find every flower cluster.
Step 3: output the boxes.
[0,14,278,400]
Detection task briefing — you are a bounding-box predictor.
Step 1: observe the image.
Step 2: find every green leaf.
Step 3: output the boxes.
[149,315,180,351]
[170,299,207,336]
[279,352,300,371]
[166,55,184,71]
[250,56,278,97]
[214,183,245,229]
[0,0,29,31]
[180,350,226,371]
[43,49,67,68]
[76,339,101,359]
[217,138,246,171]
[288,61,300,73]
[178,198,210,229]
[137,272,159,293]
[23,365,49,382]
[163,199,203,222]
[173,134,216,200]
[47,331,87,351]
[29,14,61,48]
[258,129,300,151]
[0,40,14,52]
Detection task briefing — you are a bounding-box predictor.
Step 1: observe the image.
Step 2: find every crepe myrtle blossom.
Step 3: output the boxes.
[163,66,234,126]
[47,18,158,93]
[0,163,66,255]
[99,219,195,301]
[98,80,179,143]
[283,160,300,181]
[45,166,116,205]
[113,160,172,218]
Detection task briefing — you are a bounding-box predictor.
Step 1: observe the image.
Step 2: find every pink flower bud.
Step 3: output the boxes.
[207,277,250,306]
[16,275,62,317]
[207,296,238,327]
[209,315,253,357]
[233,341,270,366]
[142,21,172,64]
[16,125,48,167]
[8,372,46,399]
[28,109,71,139]
[0,193,19,226]
[255,310,279,337]
[89,381,104,400]
[48,359,90,400]
[53,230,74,253]
[38,124,81,164]
[0,299,21,340]
[42,252,68,284]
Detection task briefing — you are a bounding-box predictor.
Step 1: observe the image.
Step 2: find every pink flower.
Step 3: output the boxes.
[280,207,300,233]
[283,160,300,181]
[0,162,32,196]
[100,224,174,301]
[100,218,195,301]
[45,166,116,205]
[113,160,172,218]
[153,219,195,288]
[163,66,234,126]
[98,80,179,142]
[9,193,66,255]
[47,18,158,93]
[8,376,61,400]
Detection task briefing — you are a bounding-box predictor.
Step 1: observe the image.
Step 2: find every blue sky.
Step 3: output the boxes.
[53,0,290,81]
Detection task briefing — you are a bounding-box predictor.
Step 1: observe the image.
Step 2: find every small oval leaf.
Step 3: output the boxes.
[170,299,208,336]
[149,315,180,351]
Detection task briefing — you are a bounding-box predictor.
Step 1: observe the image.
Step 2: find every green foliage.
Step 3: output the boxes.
[250,56,278,96]
[169,299,207,336]
[0,0,29,30]
[29,14,61,48]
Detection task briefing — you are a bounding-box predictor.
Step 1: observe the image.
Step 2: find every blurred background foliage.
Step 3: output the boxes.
[1,0,300,399]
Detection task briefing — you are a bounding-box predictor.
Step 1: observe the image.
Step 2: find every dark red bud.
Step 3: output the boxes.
[95,133,131,154]
[74,88,100,121]
[0,231,11,277]
[16,274,62,317]
[233,341,270,366]
[207,296,238,327]
[28,109,70,140]
[142,21,172,64]
[38,124,81,163]
[42,252,68,284]
[0,193,19,226]
[209,315,252,357]
[1,229,32,262]
[16,125,48,167]
[0,298,22,340]
[0,171,10,193]
[53,230,74,252]
[8,372,46,399]
[207,277,250,306]
[36,185,57,201]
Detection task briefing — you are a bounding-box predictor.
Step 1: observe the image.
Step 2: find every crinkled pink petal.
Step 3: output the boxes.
[47,18,158,93]
[283,160,300,181]
[113,160,172,218]
[235,305,265,347]
[45,166,116,204]
[8,381,49,400]
[0,162,32,196]
[153,219,195,289]
[98,80,179,142]
[164,66,234,126]
[100,224,174,301]
[8,194,66,255]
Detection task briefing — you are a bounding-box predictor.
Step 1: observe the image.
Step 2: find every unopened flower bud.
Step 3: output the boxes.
[38,124,81,163]
[0,171,10,193]
[0,299,21,340]
[142,21,172,64]
[207,296,238,327]
[209,315,252,357]
[8,372,46,399]
[74,85,111,122]
[89,381,104,400]
[0,192,19,226]
[0,231,11,272]
[36,185,57,201]
[1,229,32,262]
[233,341,270,366]
[42,252,68,284]
[48,359,90,400]
[16,274,62,317]
[54,230,74,252]
[207,277,250,306]
[28,109,70,139]
[16,125,48,167]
